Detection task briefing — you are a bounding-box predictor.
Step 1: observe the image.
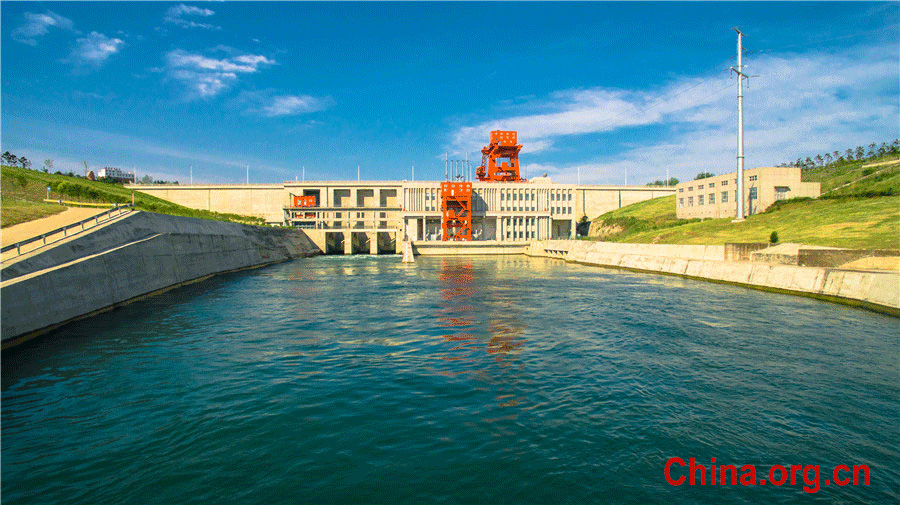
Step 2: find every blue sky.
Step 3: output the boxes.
[2,2,897,185]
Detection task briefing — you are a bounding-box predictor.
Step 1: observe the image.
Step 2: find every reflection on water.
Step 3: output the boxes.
[2,255,898,505]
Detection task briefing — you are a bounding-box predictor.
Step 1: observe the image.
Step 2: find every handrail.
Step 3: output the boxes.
[1,204,134,258]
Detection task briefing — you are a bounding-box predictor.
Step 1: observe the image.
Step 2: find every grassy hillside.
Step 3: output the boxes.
[617,196,898,249]
[2,165,263,227]
[589,156,900,249]
[802,155,900,196]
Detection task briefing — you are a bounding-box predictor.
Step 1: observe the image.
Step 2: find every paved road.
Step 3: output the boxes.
[1,207,110,247]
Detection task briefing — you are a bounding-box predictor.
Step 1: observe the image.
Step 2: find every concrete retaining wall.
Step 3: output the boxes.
[527,240,900,315]
[2,212,320,345]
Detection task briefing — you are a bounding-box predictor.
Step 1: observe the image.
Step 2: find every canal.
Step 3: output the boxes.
[2,255,898,504]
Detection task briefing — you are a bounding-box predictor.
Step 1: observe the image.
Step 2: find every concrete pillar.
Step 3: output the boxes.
[344,233,352,255]
[369,232,378,255]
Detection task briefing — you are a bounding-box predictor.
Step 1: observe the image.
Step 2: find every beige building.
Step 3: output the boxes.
[132,179,674,253]
[675,166,820,219]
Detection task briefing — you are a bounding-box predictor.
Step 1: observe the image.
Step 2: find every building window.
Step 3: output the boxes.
[698,195,705,205]
[709,182,715,188]
[749,187,758,199]
[679,198,684,207]
[774,186,790,201]
[721,191,728,202]
[708,193,715,204]
[688,196,694,206]
[698,184,704,190]
[749,175,758,182]
[721,180,728,186]
[679,188,683,193]
[688,186,693,191]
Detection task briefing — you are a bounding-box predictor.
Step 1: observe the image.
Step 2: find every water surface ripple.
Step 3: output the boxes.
[3,256,898,504]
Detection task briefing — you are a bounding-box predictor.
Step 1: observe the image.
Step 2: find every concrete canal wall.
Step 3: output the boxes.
[527,240,900,316]
[1,212,320,347]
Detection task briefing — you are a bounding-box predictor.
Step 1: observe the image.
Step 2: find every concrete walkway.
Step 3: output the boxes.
[2,207,110,247]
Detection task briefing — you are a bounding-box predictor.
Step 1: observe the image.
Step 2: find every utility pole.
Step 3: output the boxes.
[246,164,249,184]
[412,165,415,182]
[302,165,305,181]
[190,165,193,184]
[357,164,360,181]
[732,27,748,221]
[666,167,670,187]
[445,152,449,181]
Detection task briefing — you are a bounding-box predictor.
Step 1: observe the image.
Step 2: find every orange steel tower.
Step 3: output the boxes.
[475,130,525,182]
[440,181,472,241]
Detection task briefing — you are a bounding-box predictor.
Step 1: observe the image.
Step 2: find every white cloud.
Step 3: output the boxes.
[68,32,124,67]
[11,11,75,45]
[239,92,332,117]
[449,43,898,185]
[164,4,219,30]
[164,49,275,98]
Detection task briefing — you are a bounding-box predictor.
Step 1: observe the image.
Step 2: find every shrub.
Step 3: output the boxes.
[770,231,779,244]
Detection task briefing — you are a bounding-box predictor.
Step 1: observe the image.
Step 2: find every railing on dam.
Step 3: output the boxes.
[1,204,134,262]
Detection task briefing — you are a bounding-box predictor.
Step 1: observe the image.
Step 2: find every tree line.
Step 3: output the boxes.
[779,140,899,170]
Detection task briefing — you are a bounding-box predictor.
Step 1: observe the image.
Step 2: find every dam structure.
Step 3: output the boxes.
[133,180,673,254]
[132,133,674,255]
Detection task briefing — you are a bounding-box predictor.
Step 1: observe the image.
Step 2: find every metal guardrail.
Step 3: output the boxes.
[1,204,134,259]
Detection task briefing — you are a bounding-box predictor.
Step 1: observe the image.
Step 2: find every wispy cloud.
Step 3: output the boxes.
[164,49,275,99]
[68,32,124,68]
[164,4,219,30]
[11,11,75,45]
[239,90,333,117]
[449,43,898,185]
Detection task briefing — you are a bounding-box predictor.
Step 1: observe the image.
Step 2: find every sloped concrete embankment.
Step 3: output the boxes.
[2,212,320,346]
[527,240,900,315]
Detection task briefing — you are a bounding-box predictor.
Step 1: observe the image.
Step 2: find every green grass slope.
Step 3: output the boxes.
[589,156,900,249]
[2,165,263,227]
[620,196,898,249]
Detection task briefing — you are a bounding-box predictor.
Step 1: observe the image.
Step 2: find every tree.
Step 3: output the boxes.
[823,153,833,165]
[87,170,96,181]
[20,157,31,170]
[832,151,840,163]
[804,157,813,168]
[878,143,888,157]
[814,154,824,167]
[845,149,855,161]
[770,231,779,244]
[694,172,714,180]
[891,139,900,154]
[855,146,865,160]
[44,159,54,172]
[2,151,16,166]
[867,143,877,158]
[140,174,153,184]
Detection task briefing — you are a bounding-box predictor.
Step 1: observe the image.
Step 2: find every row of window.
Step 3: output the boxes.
[679,191,732,208]
[679,179,733,193]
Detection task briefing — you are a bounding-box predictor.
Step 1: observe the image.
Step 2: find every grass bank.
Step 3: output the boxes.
[2,165,263,228]
[589,156,900,249]
[1,199,66,227]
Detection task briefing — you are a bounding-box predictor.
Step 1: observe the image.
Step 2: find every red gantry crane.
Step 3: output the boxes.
[440,130,525,241]
[476,130,525,182]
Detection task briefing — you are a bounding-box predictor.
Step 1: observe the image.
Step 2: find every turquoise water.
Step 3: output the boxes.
[2,255,898,504]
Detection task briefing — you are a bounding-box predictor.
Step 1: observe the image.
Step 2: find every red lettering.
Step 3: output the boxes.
[720,464,738,485]
[739,464,756,486]
[790,464,802,485]
[802,465,820,494]
[689,458,706,485]
[834,464,850,486]
[664,457,686,486]
[769,464,788,486]
[853,465,870,485]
